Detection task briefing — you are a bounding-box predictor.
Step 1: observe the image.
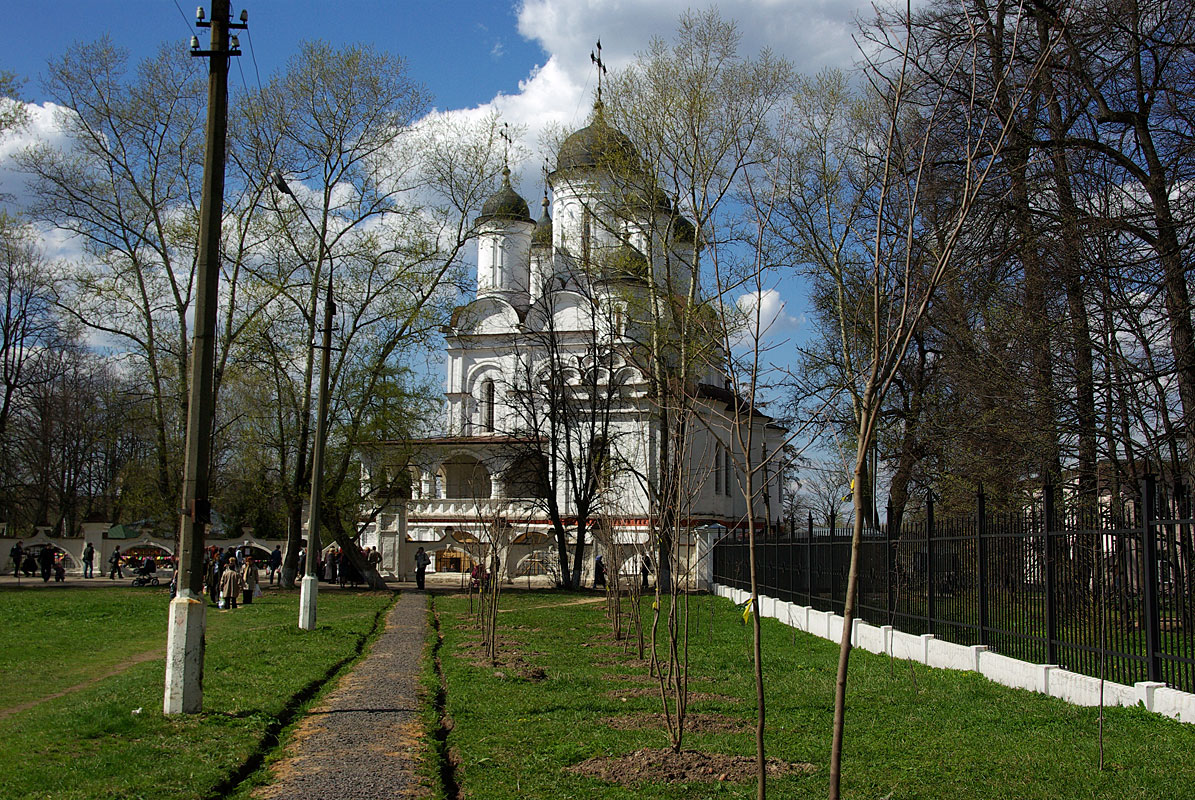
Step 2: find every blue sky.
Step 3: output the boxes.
[2,1,545,112]
[0,0,884,460]
[2,0,874,160]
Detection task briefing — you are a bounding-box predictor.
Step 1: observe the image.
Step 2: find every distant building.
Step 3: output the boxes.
[362,102,784,586]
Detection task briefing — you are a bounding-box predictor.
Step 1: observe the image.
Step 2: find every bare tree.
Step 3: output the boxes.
[605,12,797,789]
[805,5,1057,797]
[241,43,503,588]
[502,273,630,590]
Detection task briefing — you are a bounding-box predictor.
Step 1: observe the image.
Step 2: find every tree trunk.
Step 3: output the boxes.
[829,446,870,800]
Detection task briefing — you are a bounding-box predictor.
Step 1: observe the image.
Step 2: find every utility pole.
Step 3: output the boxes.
[164,0,246,715]
[271,169,334,632]
[301,266,335,630]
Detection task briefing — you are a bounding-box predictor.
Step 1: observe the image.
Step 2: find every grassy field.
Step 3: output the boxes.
[431,590,1195,800]
[0,583,396,800]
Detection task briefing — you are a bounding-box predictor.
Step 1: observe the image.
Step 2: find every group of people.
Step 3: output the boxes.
[7,541,180,583]
[590,554,652,590]
[105,546,174,580]
[197,542,382,604]
[202,545,261,610]
[8,541,67,582]
[315,545,382,588]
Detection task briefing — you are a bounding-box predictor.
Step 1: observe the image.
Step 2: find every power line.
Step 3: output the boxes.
[245,27,264,93]
[170,0,199,38]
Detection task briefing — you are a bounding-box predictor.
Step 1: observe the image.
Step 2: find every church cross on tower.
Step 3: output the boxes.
[500,122,512,173]
[590,39,607,104]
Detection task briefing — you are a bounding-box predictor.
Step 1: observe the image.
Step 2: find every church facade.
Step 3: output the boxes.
[362,103,785,587]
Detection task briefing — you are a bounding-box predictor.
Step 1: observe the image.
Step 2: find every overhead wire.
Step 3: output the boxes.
[244,27,265,93]
[170,0,198,40]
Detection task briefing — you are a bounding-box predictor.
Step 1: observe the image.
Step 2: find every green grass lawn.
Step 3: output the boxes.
[431,591,1195,800]
[0,583,396,800]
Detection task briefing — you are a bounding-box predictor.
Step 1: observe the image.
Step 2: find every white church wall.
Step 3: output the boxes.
[477,220,532,300]
[551,292,596,333]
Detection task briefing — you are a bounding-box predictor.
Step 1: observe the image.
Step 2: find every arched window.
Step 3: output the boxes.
[714,444,722,495]
[482,379,496,433]
[581,207,592,266]
[490,240,502,287]
[722,445,731,496]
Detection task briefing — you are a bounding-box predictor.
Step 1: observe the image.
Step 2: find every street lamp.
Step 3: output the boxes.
[272,170,334,631]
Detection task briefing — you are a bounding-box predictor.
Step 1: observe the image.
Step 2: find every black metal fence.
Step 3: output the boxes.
[713,476,1195,694]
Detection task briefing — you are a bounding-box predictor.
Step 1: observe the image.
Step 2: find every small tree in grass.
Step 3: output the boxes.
[798,6,1059,796]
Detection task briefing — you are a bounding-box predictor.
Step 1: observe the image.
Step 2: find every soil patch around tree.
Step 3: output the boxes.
[601,712,749,733]
[603,686,737,704]
[600,672,655,684]
[455,634,548,682]
[565,747,816,786]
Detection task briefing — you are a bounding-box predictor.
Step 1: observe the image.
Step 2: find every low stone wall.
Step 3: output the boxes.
[1,527,286,577]
[714,584,1195,725]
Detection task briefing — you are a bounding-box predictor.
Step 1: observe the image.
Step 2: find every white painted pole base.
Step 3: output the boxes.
[299,574,319,630]
[164,591,206,714]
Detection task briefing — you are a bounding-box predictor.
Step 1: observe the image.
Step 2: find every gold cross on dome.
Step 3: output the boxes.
[590,39,607,104]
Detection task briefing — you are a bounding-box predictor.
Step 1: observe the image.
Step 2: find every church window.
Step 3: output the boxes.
[482,379,496,432]
[722,445,731,496]
[714,444,722,495]
[581,207,592,266]
[491,240,503,287]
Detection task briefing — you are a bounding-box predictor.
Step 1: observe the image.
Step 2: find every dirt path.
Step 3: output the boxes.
[0,648,161,720]
[252,591,427,800]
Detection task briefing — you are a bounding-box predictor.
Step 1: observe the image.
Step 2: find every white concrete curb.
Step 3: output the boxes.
[714,584,1194,724]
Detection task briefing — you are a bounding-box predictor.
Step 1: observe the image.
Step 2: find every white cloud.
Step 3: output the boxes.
[0,102,70,208]
[437,1,882,196]
[517,0,874,83]
[425,55,586,195]
[736,288,804,341]
[0,102,88,264]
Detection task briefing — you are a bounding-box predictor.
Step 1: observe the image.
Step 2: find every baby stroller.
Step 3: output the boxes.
[131,557,160,587]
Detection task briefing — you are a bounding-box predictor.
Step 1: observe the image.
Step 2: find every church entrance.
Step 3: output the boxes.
[435,548,473,573]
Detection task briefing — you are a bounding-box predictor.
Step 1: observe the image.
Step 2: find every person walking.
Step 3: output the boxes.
[367,546,382,576]
[219,560,244,609]
[241,557,259,605]
[414,546,430,590]
[327,547,339,585]
[594,554,606,588]
[206,548,220,604]
[38,546,54,582]
[268,545,282,585]
[108,547,124,579]
[82,542,95,578]
[9,541,23,577]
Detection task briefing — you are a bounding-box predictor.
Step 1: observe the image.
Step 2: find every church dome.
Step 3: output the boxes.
[606,242,650,281]
[477,167,533,224]
[670,214,696,245]
[555,102,637,173]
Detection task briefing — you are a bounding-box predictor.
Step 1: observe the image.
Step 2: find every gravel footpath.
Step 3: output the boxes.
[254,590,428,800]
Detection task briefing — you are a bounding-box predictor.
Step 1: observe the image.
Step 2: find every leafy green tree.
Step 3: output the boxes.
[238,42,505,587]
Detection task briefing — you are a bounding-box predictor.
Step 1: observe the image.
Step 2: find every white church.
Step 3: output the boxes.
[362,101,785,587]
